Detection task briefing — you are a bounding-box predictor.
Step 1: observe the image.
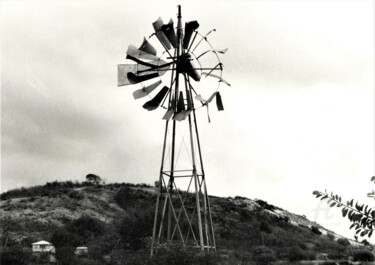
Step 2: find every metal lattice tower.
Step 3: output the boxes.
[117,5,229,256]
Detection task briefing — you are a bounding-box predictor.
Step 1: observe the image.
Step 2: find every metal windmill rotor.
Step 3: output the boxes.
[118,5,229,256]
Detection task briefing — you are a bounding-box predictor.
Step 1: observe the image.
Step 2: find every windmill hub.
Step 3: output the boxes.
[176,53,201,81]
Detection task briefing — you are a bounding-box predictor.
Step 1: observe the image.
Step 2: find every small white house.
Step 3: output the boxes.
[75,246,88,255]
[32,240,56,254]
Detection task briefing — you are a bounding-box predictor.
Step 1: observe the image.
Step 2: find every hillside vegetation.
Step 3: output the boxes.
[1,181,374,265]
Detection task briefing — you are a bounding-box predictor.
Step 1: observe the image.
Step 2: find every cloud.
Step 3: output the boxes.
[1,0,373,230]
[1,75,116,159]
[214,1,374,88]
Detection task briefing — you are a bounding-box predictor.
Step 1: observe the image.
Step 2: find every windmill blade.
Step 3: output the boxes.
[135,61,174,75]
[179,55,201,82]
[128,72,159,84]
[206,92,218,104]
[139,38,157,56]
[196,50,210,60]
[202,72,231,86]
[194,94,206,103]
[186,60,201,82]
[143,86,169,111]
[133,80,162,99]
[186,90,193,110]
[153,17,172,50]
[194,92,218,105]
[163,97,176,120]
[119,58,170,86]
[182,110,192,120]
[177,92,185,112]
[194,93,218,123]
[173,92,187,121]
[163,109,174,120]
[183,21,199,49]
[183,91,193,119]
[126,55,173,75]
[118,64,135,86]
[213,48,228,54]
[126,45,159,60]
[126,55,160,68]
[161,18,178,48]
[173,111,186,121]
[216,91,224,111]
[196,48,228,59]
[118,62,168,86]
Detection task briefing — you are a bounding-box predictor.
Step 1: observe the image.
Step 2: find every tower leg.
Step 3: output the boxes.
[150,191,160,257]
[188,113,204,250]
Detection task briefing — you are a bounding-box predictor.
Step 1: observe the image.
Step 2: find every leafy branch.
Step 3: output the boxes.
[313,176,375,238]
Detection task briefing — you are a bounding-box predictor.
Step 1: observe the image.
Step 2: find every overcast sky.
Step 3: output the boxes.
[1,0,374,241]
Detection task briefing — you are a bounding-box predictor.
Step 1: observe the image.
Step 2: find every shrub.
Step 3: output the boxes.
[114,186,136,209]
[319,262,337,265]
[252,246,276,264]
[336,238,350,247]
[0,246,31,265]
[118,210,154,250]
[327,233,335,240]
[86,174,102,186]
[68,190,84,199]
[50,228,83,249]
[151,250,191,265]
[239,208,253,221]
[55,246,76,265]
[260,221,272,234]
[255,199,276,211]
[196,252,222,265]
[235,195,248,200]
[311,226,322,235]
[67,215,105,240]
[75,258,101,265]
[352,250,375,262]
[287,246,315,262]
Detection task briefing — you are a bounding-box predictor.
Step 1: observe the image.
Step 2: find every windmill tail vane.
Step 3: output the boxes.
[117,5,229,256]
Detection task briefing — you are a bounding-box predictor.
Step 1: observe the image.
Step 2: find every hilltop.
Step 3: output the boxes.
[1,180,373,265]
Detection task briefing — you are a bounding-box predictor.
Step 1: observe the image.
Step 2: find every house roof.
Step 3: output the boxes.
[76,247,88,249]
[32,240,52,245]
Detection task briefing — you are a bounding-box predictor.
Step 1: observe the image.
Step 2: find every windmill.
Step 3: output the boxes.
[118,5,229,256]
